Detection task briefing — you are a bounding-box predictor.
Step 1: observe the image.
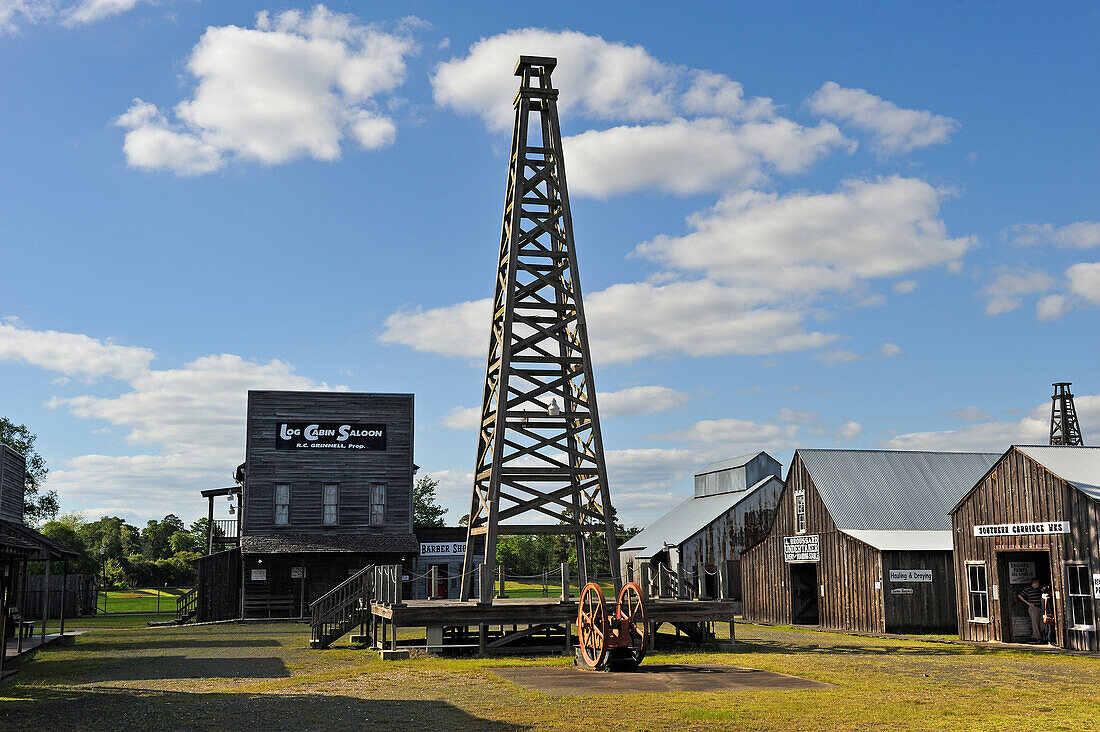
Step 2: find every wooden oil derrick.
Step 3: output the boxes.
[460,56,619,602]
[1050,382,1084,446]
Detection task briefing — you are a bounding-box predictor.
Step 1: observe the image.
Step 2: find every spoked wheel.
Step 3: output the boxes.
[609,581,648,670]
[576,582,609,670]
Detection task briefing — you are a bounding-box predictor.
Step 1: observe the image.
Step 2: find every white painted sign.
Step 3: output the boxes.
[783,534,820,562]
[892,587,915,595]
[1008,562,1035,585]
[1093,574,1100,600]
[420,542,466,556]
[890,569,933,583]
[290,566,305,579]
[250,569,267,581]
[973,521,1069,537]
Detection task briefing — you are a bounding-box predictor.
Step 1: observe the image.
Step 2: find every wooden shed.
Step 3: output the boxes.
[951,445,1100,650]
[619,452,783,606]
[742,449,1000,634]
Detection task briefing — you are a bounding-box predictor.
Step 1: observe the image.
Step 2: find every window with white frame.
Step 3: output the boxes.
[370,483,386,526]
[274,484,290,525]
[967,563,989,621]
[795,490,807,534]
[1066,564,1094,629]
[322,483,338,526]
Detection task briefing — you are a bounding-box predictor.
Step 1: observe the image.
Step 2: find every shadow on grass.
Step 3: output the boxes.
[21,654,291,682]
[731,637,1002,657]
[0,687,523,731]
[71,638,283,652]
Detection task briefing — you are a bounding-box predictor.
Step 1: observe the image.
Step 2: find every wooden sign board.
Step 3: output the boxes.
[783,535,820,562]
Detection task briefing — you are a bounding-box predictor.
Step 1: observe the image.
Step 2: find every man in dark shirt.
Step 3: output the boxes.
[1018,579,1044,642]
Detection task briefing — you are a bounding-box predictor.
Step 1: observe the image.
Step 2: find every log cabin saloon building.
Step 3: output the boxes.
[196,391,419,620]
[951,445,1100,650]
[741,449,1000,634]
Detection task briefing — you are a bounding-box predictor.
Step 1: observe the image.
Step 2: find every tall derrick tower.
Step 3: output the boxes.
[1050,382,1084,446]
[460,56,619,601]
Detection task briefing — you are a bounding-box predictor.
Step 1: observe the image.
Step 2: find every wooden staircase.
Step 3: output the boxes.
[176,588,197,624]
[309,564,376,649]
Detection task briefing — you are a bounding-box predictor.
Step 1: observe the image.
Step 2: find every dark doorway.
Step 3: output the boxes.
[997,550,1052,643]
[790,563,820,625]
[430,564,449,599]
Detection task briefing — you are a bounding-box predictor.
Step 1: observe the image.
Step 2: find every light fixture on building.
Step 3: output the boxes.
[548,398,560,417]
[228,503,235,515]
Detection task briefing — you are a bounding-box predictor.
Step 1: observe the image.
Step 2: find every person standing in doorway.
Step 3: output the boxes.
[1041,585,1057,647]
[1018,578,1044,642]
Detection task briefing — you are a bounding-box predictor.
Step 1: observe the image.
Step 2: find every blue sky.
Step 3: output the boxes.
[0,1,1097,528]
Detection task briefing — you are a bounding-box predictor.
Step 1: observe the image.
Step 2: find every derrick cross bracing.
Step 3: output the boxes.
[460,56,619,601]
[1050,382,1084,446]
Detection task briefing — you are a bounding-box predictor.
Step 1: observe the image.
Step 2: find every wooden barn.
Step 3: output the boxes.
[951,445,1100,650]
[618,452,783,606]
[194,390,419,621]
[742,449,1000,634]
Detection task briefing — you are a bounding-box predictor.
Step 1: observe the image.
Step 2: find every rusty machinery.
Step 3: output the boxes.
[576,581,648,671]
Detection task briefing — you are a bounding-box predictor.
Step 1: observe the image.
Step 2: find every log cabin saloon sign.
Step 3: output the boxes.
[276,422,386,451]
[973,521,1069,537]
[783,534,820,562]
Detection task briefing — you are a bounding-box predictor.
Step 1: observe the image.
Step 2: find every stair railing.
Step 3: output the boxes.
[176,587,198,622]
[309,564,376,648]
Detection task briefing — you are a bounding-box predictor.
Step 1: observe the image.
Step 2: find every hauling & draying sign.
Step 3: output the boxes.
[783,534,820,562]
[889,569,932,583]
[276,422,386,451]
[973,521,1069,537]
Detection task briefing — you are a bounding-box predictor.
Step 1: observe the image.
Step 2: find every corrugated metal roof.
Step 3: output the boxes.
[800,449,1001,532]
[696,452,765,476]
[1015,445,1100,501]
[620,475,782,555]
[839,529,954,551]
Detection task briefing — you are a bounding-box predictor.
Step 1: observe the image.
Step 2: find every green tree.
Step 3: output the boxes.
[169,530,198,555]
[0,417,59,525]
[80,516,141,562]
[141,514,185,560]
[188,518,224,552]
[413,475,447,527]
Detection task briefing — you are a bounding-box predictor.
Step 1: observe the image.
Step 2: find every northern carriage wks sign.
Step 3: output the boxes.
[276,422,386,451]
[973,521,1069,537]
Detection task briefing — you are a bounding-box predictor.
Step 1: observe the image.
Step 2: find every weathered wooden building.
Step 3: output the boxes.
[619,452,783,605]
[412,527,486,601]
[742,449,1000,634]
[196,391,419,619]
[951,445,1100,650]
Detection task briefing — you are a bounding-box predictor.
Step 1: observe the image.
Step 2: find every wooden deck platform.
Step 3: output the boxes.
[371,597,737,626]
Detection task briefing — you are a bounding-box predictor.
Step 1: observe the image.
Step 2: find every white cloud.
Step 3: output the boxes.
[440,406,480,430]
[598,386,689,416]
[814,349,860,366]
[564,117,848,197]
[943,407,993,423]
[981,267,1053,316]
[1036,294,1070,321]
[1066,262,1100,305]
[807,81,959,154]
[835,419,863,441]
[880,342,904,357]
[887,395,1100,453]
[380,279,836,365]
[116,6,414,175]
[893,280,918,294]
[64,0,143,25]
[0,321,154,381]
[1,322,340,523]
[637,177,973,298]
[0,0,54,34]
[1009,221,1100,249]
[433,29,850,197]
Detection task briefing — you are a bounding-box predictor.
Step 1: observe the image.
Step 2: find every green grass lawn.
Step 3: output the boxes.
[2,620,1097,730]
[96,587,192,614]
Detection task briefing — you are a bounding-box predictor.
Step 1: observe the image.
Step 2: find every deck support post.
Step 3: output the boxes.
[18,558,28,654]
[478,563,492,606]
[478,623,487,655]
[697,561,707,600]
[559,562,570,603]
[429,566,438,600]
[392,564,404,608]
[497,566,507,599]
[677,563,688,600]
[41,555,50,642]
[717,561,728,600]
[639,564,651,599]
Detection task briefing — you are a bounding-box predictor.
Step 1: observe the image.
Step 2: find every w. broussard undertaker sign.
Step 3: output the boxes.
[276,422,386,451]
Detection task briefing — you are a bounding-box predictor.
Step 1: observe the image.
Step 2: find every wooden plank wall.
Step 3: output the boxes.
[741,454,886,633]
[952,448,1100,651]
[0,444,26,524]
[881,550,957,633]
[196,547,242,622]
[243,391,415,537]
